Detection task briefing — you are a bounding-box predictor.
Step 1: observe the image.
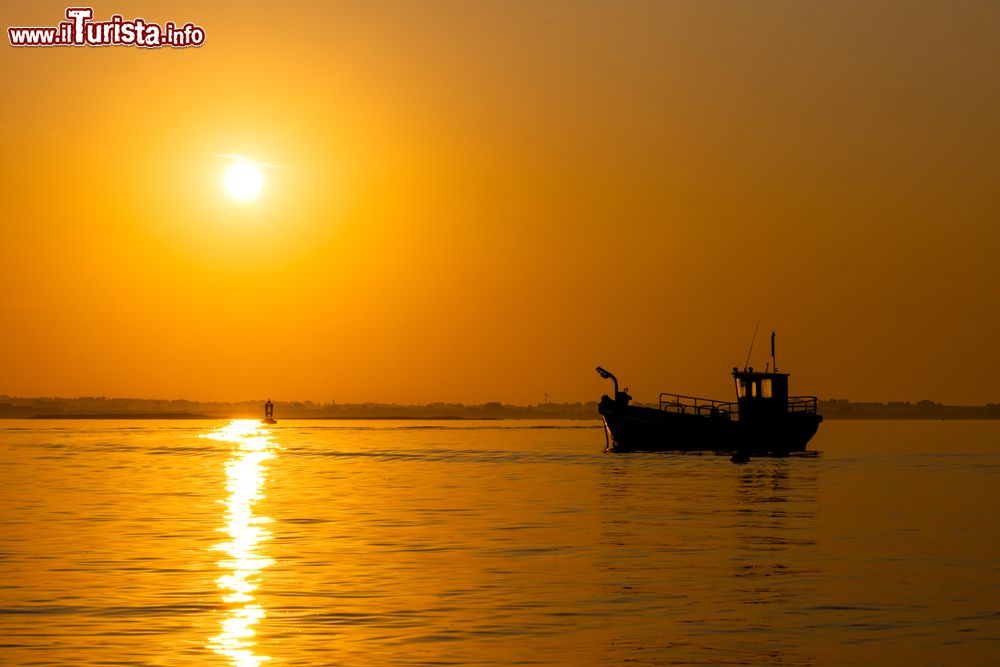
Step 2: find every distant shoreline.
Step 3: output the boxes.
[2,396,999,421]
[29,413,216,420]
[7,414,1000,421]
[8,414,1000,422]
[25,414,501,421]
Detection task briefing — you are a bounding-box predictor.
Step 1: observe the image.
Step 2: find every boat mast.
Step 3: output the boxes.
[771,331,777,373]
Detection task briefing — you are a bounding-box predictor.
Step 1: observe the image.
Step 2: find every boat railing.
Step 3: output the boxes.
[787,396,819,413]
[659,392,737,419]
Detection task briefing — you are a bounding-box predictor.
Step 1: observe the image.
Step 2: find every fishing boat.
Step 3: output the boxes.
[596,333,822,458]
[262,399,277,425]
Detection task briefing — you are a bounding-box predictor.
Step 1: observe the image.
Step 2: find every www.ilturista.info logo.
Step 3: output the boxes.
[8,7,205,48]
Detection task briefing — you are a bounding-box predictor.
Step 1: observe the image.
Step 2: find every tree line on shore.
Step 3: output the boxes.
[1,396,998,419]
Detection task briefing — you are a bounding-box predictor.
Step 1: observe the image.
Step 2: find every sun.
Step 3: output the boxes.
[223,161,264,201]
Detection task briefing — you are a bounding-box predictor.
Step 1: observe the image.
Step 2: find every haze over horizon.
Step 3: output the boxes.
[0,390,996,409]
[2,1,998,406]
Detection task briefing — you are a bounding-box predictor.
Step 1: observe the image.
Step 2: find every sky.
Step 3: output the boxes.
[1,1,998,405]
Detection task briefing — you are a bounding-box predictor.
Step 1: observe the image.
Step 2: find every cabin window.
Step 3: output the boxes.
[751,381,757,398]
[762,378,773,399]
[736,378,746,398]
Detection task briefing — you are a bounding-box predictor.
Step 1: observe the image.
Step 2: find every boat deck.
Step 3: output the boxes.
[658,392,818,420]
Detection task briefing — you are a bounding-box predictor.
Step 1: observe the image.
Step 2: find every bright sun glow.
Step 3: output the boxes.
[223,161,264,201]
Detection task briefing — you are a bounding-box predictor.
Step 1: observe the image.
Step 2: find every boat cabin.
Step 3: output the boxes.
[733,368,788,422]
[732,367,818,423]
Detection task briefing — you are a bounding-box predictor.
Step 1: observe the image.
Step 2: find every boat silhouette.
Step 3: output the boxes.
[597,333,822,457]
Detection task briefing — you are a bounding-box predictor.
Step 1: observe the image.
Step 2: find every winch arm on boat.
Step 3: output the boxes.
[596,367,632,405]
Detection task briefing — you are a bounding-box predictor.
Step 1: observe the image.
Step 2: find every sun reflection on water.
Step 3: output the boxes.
[202,419,277,667]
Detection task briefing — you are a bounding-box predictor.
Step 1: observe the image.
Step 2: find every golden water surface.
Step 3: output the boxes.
[0,419,998,665]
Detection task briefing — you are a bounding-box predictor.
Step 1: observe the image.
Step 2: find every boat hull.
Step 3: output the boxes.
[599,395,822,454]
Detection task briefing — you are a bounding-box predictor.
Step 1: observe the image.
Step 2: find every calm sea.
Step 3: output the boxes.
[0,419,997,666]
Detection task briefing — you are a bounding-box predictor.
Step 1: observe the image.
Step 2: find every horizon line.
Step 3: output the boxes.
[1,394,998,408]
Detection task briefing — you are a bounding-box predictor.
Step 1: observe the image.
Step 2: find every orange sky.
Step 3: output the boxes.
[1,1,998,405]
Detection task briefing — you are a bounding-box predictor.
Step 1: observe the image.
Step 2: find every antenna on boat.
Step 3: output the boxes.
[743,320,760,371]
